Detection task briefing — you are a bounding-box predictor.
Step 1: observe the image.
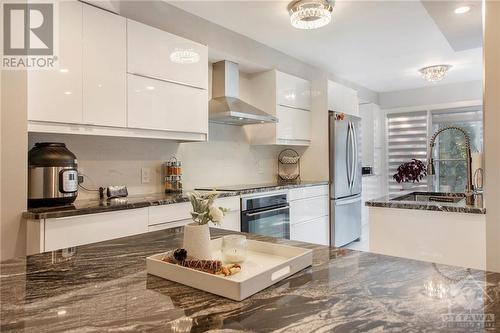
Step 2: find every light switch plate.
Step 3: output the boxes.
[141,167,151,184]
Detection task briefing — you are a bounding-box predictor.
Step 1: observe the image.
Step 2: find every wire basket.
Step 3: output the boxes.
[278,149,300,183]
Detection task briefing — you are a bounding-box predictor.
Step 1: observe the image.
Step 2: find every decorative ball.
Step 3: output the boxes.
[173,248,187,262]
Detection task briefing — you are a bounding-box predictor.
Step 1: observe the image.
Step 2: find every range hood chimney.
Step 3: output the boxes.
[209,61,278,125]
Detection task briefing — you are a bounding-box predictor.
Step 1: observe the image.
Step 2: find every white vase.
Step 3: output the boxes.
[183,223,212,260]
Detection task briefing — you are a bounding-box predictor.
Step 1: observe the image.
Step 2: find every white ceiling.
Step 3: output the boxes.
[169,0,483,93]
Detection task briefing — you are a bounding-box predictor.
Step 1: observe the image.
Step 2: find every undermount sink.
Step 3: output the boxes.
[391,192,465,204]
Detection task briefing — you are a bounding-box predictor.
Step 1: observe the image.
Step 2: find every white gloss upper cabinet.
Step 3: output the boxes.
[276,71,311,110]
[28,1,83,124]
[246,70,312,146]
[276,105,311,142]
[127,19,208,89]
[328,80,359,116]
[343,86,359,116]
[128,74,208,134]
[82,4,126,127]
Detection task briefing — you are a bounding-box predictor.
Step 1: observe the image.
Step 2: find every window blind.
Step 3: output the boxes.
[386,111,428,194]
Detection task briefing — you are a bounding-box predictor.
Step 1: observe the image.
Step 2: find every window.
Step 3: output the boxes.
[386,106,483,195]
[431,107,483,193]
[386,111,428,195]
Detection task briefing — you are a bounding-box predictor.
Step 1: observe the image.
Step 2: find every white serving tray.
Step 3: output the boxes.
[146,237,313,301]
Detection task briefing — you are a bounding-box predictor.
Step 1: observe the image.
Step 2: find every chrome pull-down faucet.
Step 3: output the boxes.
[427,126,475,206]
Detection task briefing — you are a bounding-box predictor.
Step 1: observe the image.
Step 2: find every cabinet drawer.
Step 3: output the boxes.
[44,208,148,251]
[289,185,329,201]
[128,74,208,134]
[290,195,328,224]
[290,216,329,246]
[127,19,208,89]
[148,218,191,232]
[149,203,191,226]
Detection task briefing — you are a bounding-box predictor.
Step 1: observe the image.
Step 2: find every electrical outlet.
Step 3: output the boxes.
[256,160,264,174]
[141,167,151,184]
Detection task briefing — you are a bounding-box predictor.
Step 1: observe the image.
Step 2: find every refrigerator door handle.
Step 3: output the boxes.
[346,122,352,188]
[348,122,355,189]
[351,122,358,190]
[335,195,362,205]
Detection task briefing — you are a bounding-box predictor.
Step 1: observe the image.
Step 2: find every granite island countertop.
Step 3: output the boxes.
[1,228,499,332]
[24,181,329,220]
[366,191,486,214]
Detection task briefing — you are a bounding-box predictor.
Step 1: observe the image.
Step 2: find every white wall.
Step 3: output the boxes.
[379,80,482,109]
[1,70,28,260]
[301,74,329,182]
[484,0,500,273]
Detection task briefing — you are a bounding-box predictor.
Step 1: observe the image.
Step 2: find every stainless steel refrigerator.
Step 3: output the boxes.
[329,111,362,247]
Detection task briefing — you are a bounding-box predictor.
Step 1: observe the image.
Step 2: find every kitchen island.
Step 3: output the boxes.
[366,192,486,270]
[1,228,499,332]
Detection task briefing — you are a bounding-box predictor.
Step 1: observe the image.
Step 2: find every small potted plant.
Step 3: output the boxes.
[183,192,228,260]
[393,159,427,190]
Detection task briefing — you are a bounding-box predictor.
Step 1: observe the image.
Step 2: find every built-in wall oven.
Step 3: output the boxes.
[241,192,290,239]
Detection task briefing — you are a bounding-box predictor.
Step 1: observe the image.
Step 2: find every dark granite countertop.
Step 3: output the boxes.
[1,228,499,332]
[24,181,329,220]
[366,191,486,214]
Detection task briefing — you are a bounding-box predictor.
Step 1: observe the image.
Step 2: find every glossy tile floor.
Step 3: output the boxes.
[345,223,369,252]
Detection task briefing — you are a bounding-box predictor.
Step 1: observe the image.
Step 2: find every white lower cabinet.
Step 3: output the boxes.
[289,185,330,246]
[147,197,240,232]
[27,197,241,254]
[290,216,329,246]
[27,208,149,254]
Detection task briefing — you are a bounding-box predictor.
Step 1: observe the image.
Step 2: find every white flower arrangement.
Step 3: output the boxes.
[187,192,229,225]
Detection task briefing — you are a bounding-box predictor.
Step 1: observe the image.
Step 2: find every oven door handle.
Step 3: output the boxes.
[244,206,289,217]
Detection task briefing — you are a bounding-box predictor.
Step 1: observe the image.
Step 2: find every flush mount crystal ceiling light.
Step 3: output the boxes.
[419,65,452,82]
[288,0,334,30]
[169,48,200,64]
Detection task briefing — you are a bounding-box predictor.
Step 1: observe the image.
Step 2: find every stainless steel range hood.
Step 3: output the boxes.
[209,61,278,125]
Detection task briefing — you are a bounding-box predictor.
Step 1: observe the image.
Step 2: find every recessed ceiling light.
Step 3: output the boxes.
[419,65,452,82]
[454,6,471,14]
[288,0,334,30]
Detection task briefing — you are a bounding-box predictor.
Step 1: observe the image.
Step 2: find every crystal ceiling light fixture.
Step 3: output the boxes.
[419,65,452,82]
[288,0,334,30]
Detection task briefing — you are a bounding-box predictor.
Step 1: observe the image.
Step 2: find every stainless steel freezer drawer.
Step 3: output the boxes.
[331,195,362,247]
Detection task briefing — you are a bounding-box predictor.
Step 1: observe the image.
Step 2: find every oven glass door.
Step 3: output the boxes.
[242,205,290,239]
